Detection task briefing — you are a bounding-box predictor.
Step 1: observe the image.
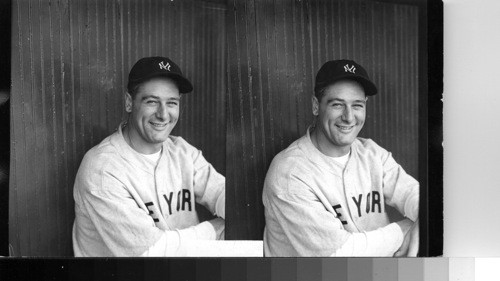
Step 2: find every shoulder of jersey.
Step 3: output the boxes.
[166,135,201,155]
[271,139,303,163]
[353,137,388,158]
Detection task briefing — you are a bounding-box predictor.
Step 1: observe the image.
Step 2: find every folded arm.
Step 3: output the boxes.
[264,175,407,257]
[75,173,223,257]
[380,151,420,257]
[191,148,226,219]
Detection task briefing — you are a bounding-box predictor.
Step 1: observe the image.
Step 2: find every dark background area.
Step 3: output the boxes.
[0,0,12,257]
[426,0,443,258]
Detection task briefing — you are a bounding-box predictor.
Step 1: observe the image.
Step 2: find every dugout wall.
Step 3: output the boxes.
[8,0,226,256]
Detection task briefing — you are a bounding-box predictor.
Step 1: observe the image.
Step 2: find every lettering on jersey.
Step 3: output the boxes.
[145,202,159,222]
[176,191,181,212]
[332,204,348,225]
[163,193,174,215]
[371,191,381,213]
[182,189,192,211]
[366,192,371,214]
[352,194,363,217]
[166,189,192,215]
[351,191,382,218]
[145,189,194,222]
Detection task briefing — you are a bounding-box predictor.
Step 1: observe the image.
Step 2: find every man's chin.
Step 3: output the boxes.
[334,136,357,147]
[148,133,171,144]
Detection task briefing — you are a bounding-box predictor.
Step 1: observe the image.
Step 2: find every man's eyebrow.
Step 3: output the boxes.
[141,95,180,101]
[326,98,344,103]
[325,98,366,103]
[141,95,160,101]
[354,99,367,103]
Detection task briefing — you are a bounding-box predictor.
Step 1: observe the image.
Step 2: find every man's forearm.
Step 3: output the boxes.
[215,192,225,219]
[140,218,225,257]
[332,219,411,257]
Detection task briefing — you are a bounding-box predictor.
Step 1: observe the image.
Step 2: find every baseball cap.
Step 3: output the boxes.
[314,59,377,96]
[127,56,193,94]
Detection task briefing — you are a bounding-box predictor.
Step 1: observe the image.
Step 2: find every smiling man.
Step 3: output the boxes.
[72,57,225,257]
[262,59,419,257]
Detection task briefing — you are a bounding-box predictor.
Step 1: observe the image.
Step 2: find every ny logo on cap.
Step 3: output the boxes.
[344,64,356,74]
[159,61,171,71]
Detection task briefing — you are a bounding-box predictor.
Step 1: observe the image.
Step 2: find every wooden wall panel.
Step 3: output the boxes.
[226,0,420,240]
[10,0,226,256]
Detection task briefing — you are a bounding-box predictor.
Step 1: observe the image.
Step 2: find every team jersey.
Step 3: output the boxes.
[72,123,225,256]
[263,128,419,256]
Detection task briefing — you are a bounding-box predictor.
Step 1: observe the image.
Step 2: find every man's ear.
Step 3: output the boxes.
[312,96,319,116]
[125,92,133,113]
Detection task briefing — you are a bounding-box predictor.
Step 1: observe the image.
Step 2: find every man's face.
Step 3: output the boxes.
[312,80,366,155]
[125,77,180,153]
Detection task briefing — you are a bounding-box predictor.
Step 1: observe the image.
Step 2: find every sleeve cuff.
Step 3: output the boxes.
[215,192,225,219]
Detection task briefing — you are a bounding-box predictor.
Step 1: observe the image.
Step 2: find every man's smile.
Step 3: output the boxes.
[149,121,168,128]
[336,124,355,132]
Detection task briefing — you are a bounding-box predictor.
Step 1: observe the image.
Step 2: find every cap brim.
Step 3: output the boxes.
[315,75,378,96]
[164,73,194,94]
[130,72,194,94]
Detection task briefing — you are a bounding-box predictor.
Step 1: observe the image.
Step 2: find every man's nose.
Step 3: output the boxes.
[341,106,354,123]
[156,103,169,121]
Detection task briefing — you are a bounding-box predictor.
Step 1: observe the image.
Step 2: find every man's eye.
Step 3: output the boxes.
[332,103,343,108]
[168,101,179,106]
[353,104,364,109]
[146,100,158,104]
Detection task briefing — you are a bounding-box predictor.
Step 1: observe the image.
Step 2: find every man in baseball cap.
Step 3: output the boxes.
[72,57,225,257]
[262,59,419,256]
